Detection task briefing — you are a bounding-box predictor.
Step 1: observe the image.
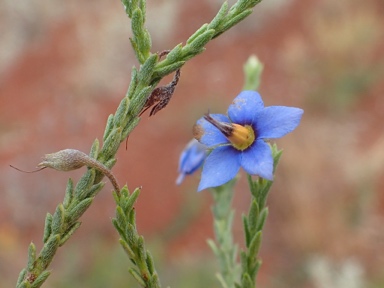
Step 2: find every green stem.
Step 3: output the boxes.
[208,179,240,288]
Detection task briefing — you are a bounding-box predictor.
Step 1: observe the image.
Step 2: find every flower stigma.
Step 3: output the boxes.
[203,114,255,151]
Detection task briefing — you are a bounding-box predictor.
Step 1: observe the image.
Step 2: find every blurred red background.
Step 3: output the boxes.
[1,0,384,287]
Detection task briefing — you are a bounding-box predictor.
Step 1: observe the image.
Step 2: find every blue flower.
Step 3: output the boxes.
[176,139,207,185]
[193,90,303,191]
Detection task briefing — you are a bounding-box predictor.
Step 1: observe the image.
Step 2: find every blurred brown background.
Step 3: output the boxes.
[1,0,384,287]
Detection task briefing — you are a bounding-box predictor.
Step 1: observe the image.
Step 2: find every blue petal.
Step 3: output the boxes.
[227,91,264,125]
[256,106,303,139]
[194,114,230,147]
[197,146,240,191]
[176,139,207,185]
[240,139,274,180]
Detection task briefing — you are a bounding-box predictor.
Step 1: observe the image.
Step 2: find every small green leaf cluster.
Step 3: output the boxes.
[208,179,241,288]
[16,159,105,288]
[236,144,282,288]
[112,187,161,288]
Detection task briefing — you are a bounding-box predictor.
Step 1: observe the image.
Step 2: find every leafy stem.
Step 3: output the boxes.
[16,0,263,287]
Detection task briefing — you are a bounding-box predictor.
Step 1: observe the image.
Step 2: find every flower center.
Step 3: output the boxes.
[228,124,255,150]
[203,114,255,151]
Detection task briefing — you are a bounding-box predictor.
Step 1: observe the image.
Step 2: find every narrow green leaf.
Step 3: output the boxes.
[104,158,117,170]
[126,67,138,99]
[129,268,146,286]
[186,23,208,44]
[43,213,53,243]
[125,187,140,212]
[248,200,259,234]
[153,61,185,79]
[17,281,30,288]
[30,270,51,288]
[256,207,268,232]
[67,198,93,223]
[51,204,65,235]
[208,1,229,30]
[40,235,60,268]
[113,97,130,127]
[186,29,215,53]
[215,9,252,38]
[103,114,114,141]
[137,53,158,84]
[100,127,122,159]
[116,206,127,226]
[59,222,81,247]
[112,218,125,239]
[165,43,183,62]
[16,268,27,286]
[27,243,36,271]
[121,117,140,141]
[74,169,96,200]
[145,250,155,274]
[248,231,262,259]
[207,239,220,256]
[241,273,254,288]
[89,139,100,159]
[63,178,74,208]
[119,238,136,260]
[127,85,152,115]
[83,182,105,199]
[242,214,251,247]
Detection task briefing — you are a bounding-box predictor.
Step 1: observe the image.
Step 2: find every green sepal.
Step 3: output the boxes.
[43,213,53,243]
[74,169,96,200]
[89,139,100,159]
[139,0,146,22]
[27,243,37,271]
[153,61,185,80]
[16,268,27,286]
[67,198,93,223]
[100,127,122,159]
[51,204,65,235]
[40,235,60,268]
[30,270,51,288]
[208,1,229,30]
[129,268,146,286]
[184,29,215,54]
[113,97,130,127]
[63,179,74,208]
[256,207,268,232]
[248,231,262,260]
[137,53,158,84]
[59,222,81,247]
[83,182,105,199]
[186,23,208,44]
[248,200,259,235]
[127,67,138,99]
[103,114,114,141]
[119,238,136,260]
